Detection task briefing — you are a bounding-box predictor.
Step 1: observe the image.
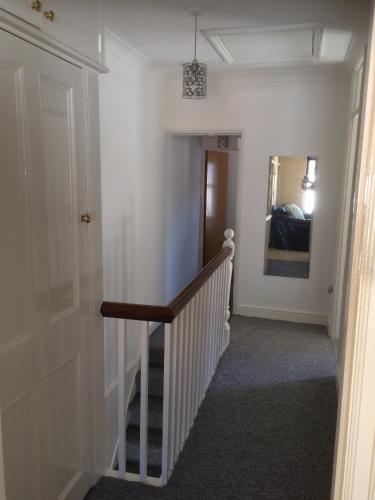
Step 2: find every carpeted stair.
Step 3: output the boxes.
[125,325,165,477]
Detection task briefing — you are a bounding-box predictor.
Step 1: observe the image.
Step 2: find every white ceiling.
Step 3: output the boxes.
[102,0,371,73]
[205,25,321,66]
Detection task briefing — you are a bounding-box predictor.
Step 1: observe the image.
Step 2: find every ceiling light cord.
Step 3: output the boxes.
[182,9,207,99]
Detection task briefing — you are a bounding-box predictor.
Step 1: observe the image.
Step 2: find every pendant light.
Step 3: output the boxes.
[183,10,207,99]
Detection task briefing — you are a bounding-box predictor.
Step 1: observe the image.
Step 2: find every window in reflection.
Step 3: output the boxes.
[206,162,215,217]
[303,157,317,214]
[264,155,318,279]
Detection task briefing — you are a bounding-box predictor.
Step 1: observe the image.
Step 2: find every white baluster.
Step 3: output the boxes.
[200,282,208,402]
[220,263,226,355]
[139,321,149,481]
[214,269,221,364]
[118,319,126,478]
[186,297,195,433]
[211,270,218,368]
[180,307,188,450]
[161,322,172,485]
[206,278,213,386]
[169,320,177,471]
[208,274,215,383]
[174,311,183,458]
[223,229,235,344]
[212,271,219,375]
[192,291,200,417]
[217,266,223,358]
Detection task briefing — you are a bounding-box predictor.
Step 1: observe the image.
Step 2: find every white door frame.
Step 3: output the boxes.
[330,57,363,344]
[166,129,245,315]
[332,4,375,498]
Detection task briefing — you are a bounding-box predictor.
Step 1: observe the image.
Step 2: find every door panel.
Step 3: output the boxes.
[203,151,228,265]
[0,29,95,500]
[2,390,40,500]
[0,41,41,500]
[53,355,81,493]
[0,61,33,367]
[41,80,79,319]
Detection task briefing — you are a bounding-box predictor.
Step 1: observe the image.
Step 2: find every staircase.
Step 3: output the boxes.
[125,325,165,477]
[102,230,235,485]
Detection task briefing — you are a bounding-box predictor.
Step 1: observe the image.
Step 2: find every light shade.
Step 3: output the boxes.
[182,61,207,99]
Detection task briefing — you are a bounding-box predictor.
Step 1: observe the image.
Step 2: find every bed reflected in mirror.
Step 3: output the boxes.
[264,155,317,279]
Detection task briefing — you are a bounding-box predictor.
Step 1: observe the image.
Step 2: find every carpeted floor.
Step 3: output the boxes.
[86,316,337,500]
[265,259,310,278]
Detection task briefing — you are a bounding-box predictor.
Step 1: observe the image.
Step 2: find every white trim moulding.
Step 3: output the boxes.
[203,23,323,66]
[236,304,328,326]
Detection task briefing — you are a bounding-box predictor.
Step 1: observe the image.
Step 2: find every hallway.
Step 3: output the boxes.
[87,316,337,499]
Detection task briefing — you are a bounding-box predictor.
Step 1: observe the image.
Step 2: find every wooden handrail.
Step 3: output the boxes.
[100,246,232,323]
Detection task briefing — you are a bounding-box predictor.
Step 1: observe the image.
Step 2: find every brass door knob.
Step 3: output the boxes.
[80,213,91,224]
[31,1,42,11]
[44,10,55,21]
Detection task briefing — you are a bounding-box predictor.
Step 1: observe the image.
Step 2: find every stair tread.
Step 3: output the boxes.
[125,461,161,478]
[127,425,162,447]
[136,365,164,397]
[149,325,165,368]
[126,325,165,470]
[126,425,163,467]
[128,394,164,430]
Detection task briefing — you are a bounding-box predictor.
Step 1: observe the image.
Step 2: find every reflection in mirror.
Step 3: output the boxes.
[264,155,317,279]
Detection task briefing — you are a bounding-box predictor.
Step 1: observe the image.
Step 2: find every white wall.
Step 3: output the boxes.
[165,135,201,301]
[99,32,202,464]
[165,68,350,325]
[99,30,168,464]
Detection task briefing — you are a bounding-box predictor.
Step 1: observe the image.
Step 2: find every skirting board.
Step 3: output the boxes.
[236,304,328,326]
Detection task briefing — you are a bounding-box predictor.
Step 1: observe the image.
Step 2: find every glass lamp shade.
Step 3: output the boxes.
[182,61,207,99]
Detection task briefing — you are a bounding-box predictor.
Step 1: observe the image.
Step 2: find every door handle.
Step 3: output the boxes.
[44,10,55,21]
[31,1,42,11]
[80,213,91,224]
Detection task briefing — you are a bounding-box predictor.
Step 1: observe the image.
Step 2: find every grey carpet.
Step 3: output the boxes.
[86,315,337,500]
[265,259,310,279]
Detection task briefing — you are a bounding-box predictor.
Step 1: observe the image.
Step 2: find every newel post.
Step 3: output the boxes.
[223,229,234,344]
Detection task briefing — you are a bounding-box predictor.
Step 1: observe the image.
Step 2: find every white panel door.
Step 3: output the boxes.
[0,29,97,500]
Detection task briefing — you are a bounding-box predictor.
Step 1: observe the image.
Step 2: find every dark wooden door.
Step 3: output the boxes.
[203,151,228,266]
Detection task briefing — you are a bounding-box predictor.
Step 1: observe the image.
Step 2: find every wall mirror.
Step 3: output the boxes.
[264,155,317,279]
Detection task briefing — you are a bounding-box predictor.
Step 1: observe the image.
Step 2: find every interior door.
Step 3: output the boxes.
[203,151,229,266]
[0,30,94,500]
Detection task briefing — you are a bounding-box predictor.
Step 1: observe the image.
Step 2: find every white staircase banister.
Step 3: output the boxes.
[101,229,235,486]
